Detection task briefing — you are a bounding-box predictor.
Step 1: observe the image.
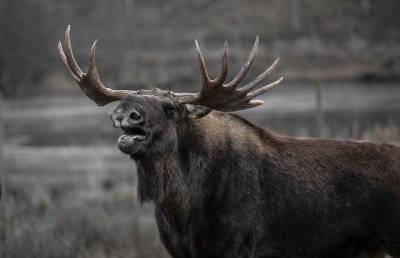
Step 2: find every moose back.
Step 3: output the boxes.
[58,26,400,258]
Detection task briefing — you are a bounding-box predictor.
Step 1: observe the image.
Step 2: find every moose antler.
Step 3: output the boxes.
[58,26,283,112]
[57,25,136,106]
[175,37,283,112]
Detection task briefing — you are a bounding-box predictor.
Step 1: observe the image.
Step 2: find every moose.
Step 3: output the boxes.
[58,26,400,258]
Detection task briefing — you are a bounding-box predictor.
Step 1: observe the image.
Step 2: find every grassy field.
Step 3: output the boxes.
[1,82,400,258]
[2,145,169,258]
[1,97,170,258]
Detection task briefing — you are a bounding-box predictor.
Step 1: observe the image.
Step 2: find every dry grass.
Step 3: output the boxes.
[0,186,168,258]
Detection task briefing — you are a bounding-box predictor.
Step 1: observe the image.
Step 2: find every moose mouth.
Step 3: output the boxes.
[117,127,149,155]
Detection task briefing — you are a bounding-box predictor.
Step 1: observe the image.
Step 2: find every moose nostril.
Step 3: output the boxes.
[109,112,124,128]
[129,110,142,121]
[116,115,124,122]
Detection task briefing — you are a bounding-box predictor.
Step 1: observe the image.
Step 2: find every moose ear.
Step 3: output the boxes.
[161,101,178,119]
[185,104,212,119]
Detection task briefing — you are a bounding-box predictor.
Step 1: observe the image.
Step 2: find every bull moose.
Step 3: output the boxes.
[58,26,400,258]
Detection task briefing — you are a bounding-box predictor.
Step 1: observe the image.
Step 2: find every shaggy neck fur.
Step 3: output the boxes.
[133,153,182,203]
[132,117,207,205]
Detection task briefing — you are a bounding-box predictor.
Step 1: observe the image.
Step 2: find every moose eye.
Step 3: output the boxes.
[129,111,142,120]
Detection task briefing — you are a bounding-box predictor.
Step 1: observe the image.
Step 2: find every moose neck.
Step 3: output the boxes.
[131,112,279,207]
[133,151,183,204]
[132,119,197,204]
[132,118,208,205]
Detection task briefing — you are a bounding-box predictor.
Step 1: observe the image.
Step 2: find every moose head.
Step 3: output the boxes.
[58,26,283,158]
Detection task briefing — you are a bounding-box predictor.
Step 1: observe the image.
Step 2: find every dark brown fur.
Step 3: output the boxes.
[58,26,398,257]
[110,95,400,258]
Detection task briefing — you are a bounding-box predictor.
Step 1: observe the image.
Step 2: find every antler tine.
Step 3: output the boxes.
[224,36,259,89]
[86,40,129,101]
[195,40,212,87]
[58,41,80,81]
[246,76,284,100]
[87,39,99,76]
[63,25,84,79]
[239,57,280,93]
[214,41,228,85]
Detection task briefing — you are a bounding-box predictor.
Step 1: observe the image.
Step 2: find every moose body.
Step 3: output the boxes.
[132,106,400,258]
[58,26,400,257]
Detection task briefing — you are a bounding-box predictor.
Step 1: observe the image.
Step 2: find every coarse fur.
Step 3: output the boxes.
[110,95,400,258]
[58,26,398,258]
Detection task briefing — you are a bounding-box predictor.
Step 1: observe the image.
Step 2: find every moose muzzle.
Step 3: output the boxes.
[109,107,149,155]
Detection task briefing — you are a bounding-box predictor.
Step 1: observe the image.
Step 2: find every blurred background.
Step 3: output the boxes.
[1,0,400,257]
